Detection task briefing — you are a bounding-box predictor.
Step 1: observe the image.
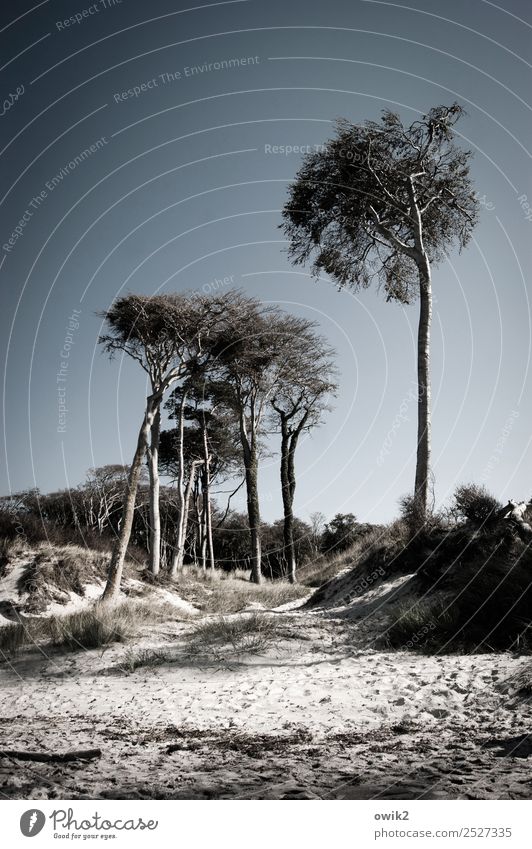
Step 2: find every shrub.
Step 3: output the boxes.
[397,493,446,537]
[453,483,502,527]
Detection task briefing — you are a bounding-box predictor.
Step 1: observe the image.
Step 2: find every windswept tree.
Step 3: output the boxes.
[211,298,302,584]
[282,104,479,519]
[270,322,338,583]
[98,293,231,601]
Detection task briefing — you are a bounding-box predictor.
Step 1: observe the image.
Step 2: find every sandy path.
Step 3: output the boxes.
[1,614,531,800]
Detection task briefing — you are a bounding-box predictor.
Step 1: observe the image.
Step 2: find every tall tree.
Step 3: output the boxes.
[188,402,240,571]
[98,293,227,601]
[282,104,479,520]
[159,421,204,575]
[270,322,337,583]
[161,378,240,574]
[211,298,299,583]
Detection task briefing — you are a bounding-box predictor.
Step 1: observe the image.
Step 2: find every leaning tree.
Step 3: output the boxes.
[211,297,301,584]
[98,292,230,601]
[282,103,479,519]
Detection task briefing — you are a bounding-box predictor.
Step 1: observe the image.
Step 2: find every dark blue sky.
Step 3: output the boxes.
[1,0,531,523]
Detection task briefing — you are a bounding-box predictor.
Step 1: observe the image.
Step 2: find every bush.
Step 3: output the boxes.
[453,483,502,527]
[320,513,374,554]
[397,493,447,537]
[387,526,532,652]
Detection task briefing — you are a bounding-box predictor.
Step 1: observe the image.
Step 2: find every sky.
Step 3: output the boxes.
[0,0,531,525]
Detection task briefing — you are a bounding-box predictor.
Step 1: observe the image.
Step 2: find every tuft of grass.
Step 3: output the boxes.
[49,606,130,649]
[187,611,282,656]
[0,621,29,655]
[120,647,171,673]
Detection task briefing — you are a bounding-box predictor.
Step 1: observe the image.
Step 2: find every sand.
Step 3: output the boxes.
[1,597,531,800]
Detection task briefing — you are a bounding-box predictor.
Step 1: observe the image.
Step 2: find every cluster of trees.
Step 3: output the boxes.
[95,102,479,602]
[0,479,350,575]
[6,102,475,603]
[98,292,337,600]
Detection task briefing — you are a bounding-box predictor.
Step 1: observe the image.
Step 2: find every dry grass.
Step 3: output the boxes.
[174,568,308,614]
[0,597,183,657]
[15,544,109,612]
[383,597,454,651]
[120,647,172,672]
[187,611,283,657]
[500,662,532,697]
[298,550,354,588]
[298,522,407,591]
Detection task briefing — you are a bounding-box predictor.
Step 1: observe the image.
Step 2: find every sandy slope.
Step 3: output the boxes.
[1,600,531,800]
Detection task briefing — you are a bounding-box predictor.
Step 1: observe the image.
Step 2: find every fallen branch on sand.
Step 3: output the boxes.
[1,748,101,763]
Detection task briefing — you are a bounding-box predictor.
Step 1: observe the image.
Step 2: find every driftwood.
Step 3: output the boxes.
[500,500,532,541]
[1,748,101,763]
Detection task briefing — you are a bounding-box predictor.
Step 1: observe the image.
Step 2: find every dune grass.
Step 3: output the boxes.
[0,598,183,657]
[174,567,308,614]
[187,611,283,657]
[383,598,456,651]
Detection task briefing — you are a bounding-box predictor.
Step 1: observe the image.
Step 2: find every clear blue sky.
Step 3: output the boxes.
[1,0,531,524]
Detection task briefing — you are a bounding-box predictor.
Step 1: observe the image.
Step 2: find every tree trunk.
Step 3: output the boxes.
[245,453,262,584]
[239,407,262,584]
[101,398,157,602]
[169,460,200,578]
[280,423,297,583]
[147,407,161,576]
[169,391,187,576]
[201,421,215,570]
[414,256,432,520]
[197,478,207,570]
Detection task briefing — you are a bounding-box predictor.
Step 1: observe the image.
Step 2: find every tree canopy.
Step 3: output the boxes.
[281,103,479,301]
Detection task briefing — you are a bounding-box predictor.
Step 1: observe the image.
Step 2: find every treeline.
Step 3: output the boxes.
[0,480,368,578]
[92,291,338,599]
